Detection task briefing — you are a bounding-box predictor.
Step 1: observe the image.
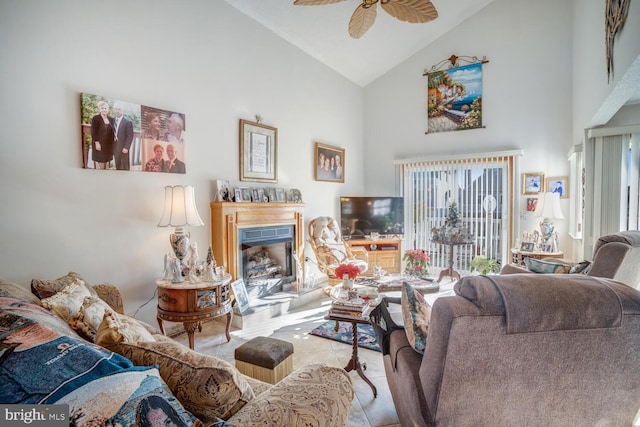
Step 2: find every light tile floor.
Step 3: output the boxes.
[172,293,402,427]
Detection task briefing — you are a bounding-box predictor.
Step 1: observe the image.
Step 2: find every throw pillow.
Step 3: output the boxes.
[524,257,571,274]
[0,296,81,339]
[94,309,156,347]
[40,279,95,322]
[112,334,255,423]
[31,271,87,299]
[69,296,112,341]
[0,278,41,305]
[569,260,591,274]
[401,281,431,354]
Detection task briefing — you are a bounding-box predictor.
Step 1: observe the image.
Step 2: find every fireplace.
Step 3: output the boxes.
[209,202,305,287]
[239,225,294,293]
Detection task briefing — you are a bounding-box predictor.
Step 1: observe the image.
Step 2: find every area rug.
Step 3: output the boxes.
[309,320,381,352]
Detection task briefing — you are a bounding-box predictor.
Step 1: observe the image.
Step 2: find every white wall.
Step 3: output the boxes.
[0,0,364,325]
[363,0,574,253]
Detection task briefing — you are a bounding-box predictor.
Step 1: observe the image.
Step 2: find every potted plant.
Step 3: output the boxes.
[469,255,500,275]
[402,249,431,278]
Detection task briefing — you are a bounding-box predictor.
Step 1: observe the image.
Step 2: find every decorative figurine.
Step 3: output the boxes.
[171,258,184,283]
[206,246,217,269]
[187,242,201,283]
[162,252,175,281]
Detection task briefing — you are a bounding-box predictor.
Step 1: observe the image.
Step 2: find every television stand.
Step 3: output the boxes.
[346,238,401,275]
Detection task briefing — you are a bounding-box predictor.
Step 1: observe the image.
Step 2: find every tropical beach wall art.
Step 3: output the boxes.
[426,61,485,134]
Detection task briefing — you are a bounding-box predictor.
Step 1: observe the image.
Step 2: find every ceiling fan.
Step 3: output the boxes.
[293,0,438,39]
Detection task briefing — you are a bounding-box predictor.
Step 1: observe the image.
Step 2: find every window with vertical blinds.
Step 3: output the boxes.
[396,152,519,272]
[588,129,640,238]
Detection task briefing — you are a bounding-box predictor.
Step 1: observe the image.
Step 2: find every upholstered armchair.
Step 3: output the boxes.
[308,216,368,285]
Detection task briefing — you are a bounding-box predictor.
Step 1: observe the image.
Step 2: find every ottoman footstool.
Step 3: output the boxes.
[234,336,294,384]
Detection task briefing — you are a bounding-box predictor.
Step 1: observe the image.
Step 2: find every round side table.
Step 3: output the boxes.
[156,274,232,350]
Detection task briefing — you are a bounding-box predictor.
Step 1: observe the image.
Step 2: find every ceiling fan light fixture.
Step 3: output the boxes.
[293,0,438,39]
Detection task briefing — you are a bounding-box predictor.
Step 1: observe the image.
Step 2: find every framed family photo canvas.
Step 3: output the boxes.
[546,176,569,199]
[239,119,277,183]
[523,173,544,195]
[314,142,345,183]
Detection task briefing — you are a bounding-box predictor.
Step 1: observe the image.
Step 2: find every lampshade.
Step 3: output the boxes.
[158,185,204,228]
[534,192,564,220]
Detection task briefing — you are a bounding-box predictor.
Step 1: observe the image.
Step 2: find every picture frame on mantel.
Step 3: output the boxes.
[239,119,277,183]
[314,142,345,183]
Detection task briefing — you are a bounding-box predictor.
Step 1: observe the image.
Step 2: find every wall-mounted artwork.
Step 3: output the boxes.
[424,55,488,134]
[314,142,345,183]
[546,176,569,199]
[80,93,186,173]
[523,173,545,195]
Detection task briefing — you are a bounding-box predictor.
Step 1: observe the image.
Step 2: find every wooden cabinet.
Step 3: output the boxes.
[347,238,401,275]
[156,275,233,350]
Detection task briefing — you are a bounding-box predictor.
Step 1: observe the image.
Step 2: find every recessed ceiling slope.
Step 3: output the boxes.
[224,0,497,87]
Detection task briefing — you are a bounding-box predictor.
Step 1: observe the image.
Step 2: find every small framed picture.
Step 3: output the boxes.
[526,197,537,212]
[267,187,277,202]
[240,187,251,202]
[520,242,535,252]
[275,188,286,202]
[314,142,345,183]
[290,188,302,203]
[230,279,250,314]
[539,243,552,252]
[233,188,242,203]
[239,119,277,183]
[215,179,231,202]
[523,172,544,195]
[546,176,569,199]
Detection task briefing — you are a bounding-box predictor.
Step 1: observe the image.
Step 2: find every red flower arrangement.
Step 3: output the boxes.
[335,263,361,280]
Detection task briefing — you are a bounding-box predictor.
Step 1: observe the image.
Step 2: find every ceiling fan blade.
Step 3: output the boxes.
[381,0,438,23]
[293,0,346,5]
[348,3,377,39]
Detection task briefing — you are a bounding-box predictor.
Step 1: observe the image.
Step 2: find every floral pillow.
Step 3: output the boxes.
[401,282,431,354]
[69,296,113,341]
[40,279,95,322]
[111,334,255,423]
[31,271,86,299]
[94,309,156,347]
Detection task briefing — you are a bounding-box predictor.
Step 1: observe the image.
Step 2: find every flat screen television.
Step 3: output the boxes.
[340,196,404,239]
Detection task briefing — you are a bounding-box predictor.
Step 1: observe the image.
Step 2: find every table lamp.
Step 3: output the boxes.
[534,192,564,249]
[158,185,204,266]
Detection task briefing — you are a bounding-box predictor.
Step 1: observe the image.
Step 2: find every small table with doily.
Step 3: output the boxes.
[327,283,383,398]
[156,273,233,350]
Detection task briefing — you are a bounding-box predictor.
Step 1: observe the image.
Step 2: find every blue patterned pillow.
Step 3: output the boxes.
[401,282,431,354]
[524,257,570,274]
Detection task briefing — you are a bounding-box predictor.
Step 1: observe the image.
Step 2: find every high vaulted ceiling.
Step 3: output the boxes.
[224,0,497,87]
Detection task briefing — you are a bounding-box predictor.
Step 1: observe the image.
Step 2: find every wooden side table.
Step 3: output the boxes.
[510,249,564,267]
[326,312,377,398]
[328,284,379,398]
[156,274,233,350]
[433,240,473,283]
